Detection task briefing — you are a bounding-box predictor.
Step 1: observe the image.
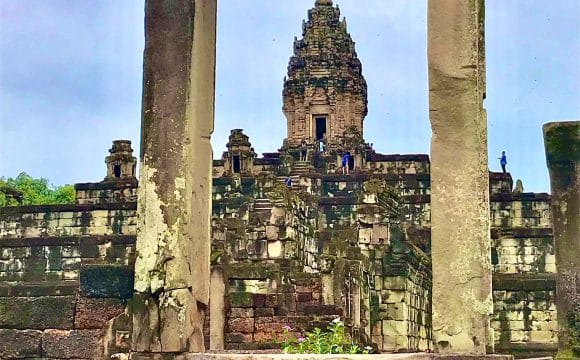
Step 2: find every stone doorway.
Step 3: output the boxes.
[315,116,327,140]
[232,155,241,173]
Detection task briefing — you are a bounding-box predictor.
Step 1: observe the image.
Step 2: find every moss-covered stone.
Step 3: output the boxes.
[229,291,253,308]
[227,263,279,280]
[80,265,133,299]
[0,296,75,329]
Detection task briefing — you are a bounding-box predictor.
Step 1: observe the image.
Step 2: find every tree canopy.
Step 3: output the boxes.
[0,172,75,207]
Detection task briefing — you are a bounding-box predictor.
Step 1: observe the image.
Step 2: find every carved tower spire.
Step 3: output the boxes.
[283,0,367,146]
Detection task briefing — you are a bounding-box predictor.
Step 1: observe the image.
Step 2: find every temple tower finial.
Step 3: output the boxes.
[283,0,367,146]
[315,0,332,5]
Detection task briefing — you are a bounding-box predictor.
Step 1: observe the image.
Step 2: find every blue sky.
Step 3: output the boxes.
[1,1,578,193]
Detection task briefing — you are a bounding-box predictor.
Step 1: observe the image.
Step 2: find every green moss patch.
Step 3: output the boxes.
[80,265,133,299]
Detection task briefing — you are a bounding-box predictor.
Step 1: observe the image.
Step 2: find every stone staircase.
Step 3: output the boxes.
[276,175,299,189]
[291,161,311,176]
[253,198,273,212]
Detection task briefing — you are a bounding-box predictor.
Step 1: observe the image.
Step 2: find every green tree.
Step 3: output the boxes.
[0,172,76,206]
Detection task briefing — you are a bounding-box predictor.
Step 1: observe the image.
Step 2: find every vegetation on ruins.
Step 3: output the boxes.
[566,302,580,357]
[281,318,372,354]
[0,172,75,206]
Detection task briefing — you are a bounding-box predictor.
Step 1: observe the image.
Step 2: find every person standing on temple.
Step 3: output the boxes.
[300,140,308,161]
[341,152,350,174]
[498,151,507,173]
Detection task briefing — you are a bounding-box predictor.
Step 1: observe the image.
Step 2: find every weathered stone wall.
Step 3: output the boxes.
[75,180,138,205]
[543,121,580,356]
[490,193,551,229]
[491,228,555,275]
[207,165,435,353]
[373,241,433,352]
[489,189,557,356]
[492,275,558,358]
[0,204,136,240]
[0,203,136,359]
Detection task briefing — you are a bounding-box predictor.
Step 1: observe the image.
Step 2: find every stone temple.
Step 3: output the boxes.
[0,1,576,359]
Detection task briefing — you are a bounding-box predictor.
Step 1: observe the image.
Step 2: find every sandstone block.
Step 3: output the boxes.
[0,296,75,329]
[0,329,42,358]
[383,277,406,291]
[381,289,405,303]
[225,332,253,343]
[80,265,133,299]
[265,225,279,240]
[267,240,284,259]
[159,289,205,352]
[254,307,275,317]
[529,330,556,343]
[382,320,408,336]
[75,297,126,329]
[229,307,254,318]
[227,318,254,333]
[42,329,103,359]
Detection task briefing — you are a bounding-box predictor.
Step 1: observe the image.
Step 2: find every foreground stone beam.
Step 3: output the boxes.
[132,0,217,353]
[428,0,492,354]
[543,121,579,356]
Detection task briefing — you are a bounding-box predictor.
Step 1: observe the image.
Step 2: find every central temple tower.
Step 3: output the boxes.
[282,0,368,146]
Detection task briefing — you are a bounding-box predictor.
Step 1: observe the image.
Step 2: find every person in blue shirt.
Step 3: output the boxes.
[341,152,350,174]
[498,151,507,173]
[285,176,292,188]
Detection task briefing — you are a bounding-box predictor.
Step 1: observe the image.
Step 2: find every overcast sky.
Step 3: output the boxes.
[1,1,578,193]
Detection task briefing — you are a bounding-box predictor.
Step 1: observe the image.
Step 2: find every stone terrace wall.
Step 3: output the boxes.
[489,192,558,357]
[373,241,432,352]
[210,177,346,350]
[0,203,136,359]
[75,180,138,205]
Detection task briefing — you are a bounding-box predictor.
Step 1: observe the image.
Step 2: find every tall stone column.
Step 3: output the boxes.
[543,121,579,356]
[131,0,217,353]
[428,0,492,354]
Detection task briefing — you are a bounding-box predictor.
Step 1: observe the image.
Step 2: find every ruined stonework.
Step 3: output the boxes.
[282,0,367,146]
[543,121,580,356]
[105,140,137,181]
[131,0,217,354]
[0,1,569,359]
[428,0,491,354]
[0,147,138,358]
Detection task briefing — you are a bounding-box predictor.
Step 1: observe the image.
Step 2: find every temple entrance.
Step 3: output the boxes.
[114,164,121,178]
[315,116,326,140]
[232,155,241,173]
[348,154,354,171]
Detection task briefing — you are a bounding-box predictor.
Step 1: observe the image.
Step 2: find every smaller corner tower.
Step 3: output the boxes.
[282,0,368,147]
[223,129,256,175]
[104,140,137,181]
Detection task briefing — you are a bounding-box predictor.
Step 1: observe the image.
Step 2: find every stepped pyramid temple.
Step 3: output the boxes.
[1,1,578,359]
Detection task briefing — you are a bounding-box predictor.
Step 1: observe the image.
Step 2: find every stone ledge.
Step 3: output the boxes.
[0,202,137,216]
[79,265,134,299]
[0,281,78,297]
[321,173,431,182]
[0,234,136,248]
[0,329,42,358]
[0,296,76,329]
[491,228,553,239]
[74,179,138,190]
[490,193,550,202]
[129,353,514,360]
[367,153,431,162]
[492,273,556,291]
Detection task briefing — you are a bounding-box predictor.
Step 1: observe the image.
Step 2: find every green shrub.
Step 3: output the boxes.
[0,172,75,206]
[282,318,372,354]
